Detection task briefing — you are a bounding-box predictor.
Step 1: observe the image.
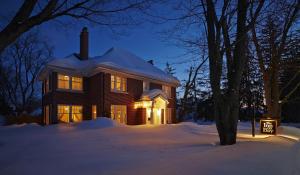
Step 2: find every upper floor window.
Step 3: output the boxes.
[72,77,83,90]
[162,85,171,98]
[143,81,149,92]
[57,74,83,91]
[111,75,126,92]
[58,74,70,89]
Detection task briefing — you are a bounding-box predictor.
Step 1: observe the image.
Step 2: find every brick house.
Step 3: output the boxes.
[38,28,180,125]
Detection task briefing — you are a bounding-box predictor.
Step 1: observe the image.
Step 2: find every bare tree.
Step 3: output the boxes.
[147,0,264,145]
[180,56,208,121]
[0,31,52,116]
[200,0,264,145]
[251,0,299,122]
[0,0,154,54]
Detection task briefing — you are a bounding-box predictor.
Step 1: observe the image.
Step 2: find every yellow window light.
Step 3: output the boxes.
[134,101,153,109]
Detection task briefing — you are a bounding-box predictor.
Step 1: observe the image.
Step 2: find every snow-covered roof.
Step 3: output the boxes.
[40,47,180,86]
[140,89,168,101]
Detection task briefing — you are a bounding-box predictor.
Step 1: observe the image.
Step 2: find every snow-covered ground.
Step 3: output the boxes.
[0,118,299,175]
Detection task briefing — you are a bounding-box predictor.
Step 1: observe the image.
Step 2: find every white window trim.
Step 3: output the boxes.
[111,75,127,93]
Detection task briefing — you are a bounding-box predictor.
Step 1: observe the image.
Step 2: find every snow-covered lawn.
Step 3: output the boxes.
[0,118,299,175]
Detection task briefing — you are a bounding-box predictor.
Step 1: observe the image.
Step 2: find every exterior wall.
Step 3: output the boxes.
[42,72,91,124]
[168,87,177,123]
[136,108,146,124]
[88,73,105,117]
[42,71,177,125]
[102,73,144,125]
[150,82,162,90]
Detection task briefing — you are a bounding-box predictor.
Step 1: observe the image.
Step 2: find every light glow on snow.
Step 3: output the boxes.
[0,120,299,175]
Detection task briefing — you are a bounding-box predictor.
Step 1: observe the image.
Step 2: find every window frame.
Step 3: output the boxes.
[71,105,83,122]
[57,74,83,91]
[162,85,172,99]
[71,76,83,91]
[110,105,127,124]
[110,75,127,93]
[57,105,70,123]
[57,104,83,123]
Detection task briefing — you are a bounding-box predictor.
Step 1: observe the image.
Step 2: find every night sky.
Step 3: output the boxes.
[0,0,190,87]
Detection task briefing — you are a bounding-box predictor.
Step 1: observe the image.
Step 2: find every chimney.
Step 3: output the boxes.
[147,60,154,65]
[79,27,89,60]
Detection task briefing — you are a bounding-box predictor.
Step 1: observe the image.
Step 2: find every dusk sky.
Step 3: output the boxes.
[0,0,192,87]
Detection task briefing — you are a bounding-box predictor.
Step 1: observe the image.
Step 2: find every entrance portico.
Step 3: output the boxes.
[134,89,169,125]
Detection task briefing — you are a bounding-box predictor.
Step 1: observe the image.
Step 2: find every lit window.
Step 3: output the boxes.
[72,105,82,122]
[143,81,149,92]
[58,105,70,123]
[111,105,127,124]
[72,77,83,90]
[57,74,83,91]
[111,75,115,90]
[122,78,126,91]
[92,105,97,120]
[162,85,171,98]
[58,74,70,89]
[116,76,121,90]
[57,105,83,123]
[111,75,127,92]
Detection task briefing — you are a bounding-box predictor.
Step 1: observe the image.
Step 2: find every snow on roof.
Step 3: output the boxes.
[41,47,180,86]
[140,89,168,101]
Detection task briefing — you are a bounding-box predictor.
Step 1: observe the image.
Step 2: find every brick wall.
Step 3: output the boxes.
[42,71,177,125]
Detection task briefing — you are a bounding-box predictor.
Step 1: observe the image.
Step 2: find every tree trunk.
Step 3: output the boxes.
[214,95,239,145]
[262,66,281,122]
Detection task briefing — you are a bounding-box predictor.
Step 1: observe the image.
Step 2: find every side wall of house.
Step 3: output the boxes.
[103,73,144,125]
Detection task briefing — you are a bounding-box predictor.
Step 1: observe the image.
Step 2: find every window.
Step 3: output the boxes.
[111,105,127,124]
[92,105,97,120]
[111,75,115,90]
[57,74,83,91]
[58,105,70,123]
[57,105,83,123]
[143,81,149,92]
[162,85,171,98]
[111,75,127,92]
[58,74,70,89]
[72,77,83,90]
[72,105,83,122]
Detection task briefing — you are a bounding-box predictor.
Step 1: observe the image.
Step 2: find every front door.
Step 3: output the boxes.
[152,108,162,125]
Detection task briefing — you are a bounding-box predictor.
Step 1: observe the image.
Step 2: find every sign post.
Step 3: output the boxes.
[260,119,277,135]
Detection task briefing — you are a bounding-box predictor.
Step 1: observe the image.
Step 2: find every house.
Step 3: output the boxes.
[38,27,180,125]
